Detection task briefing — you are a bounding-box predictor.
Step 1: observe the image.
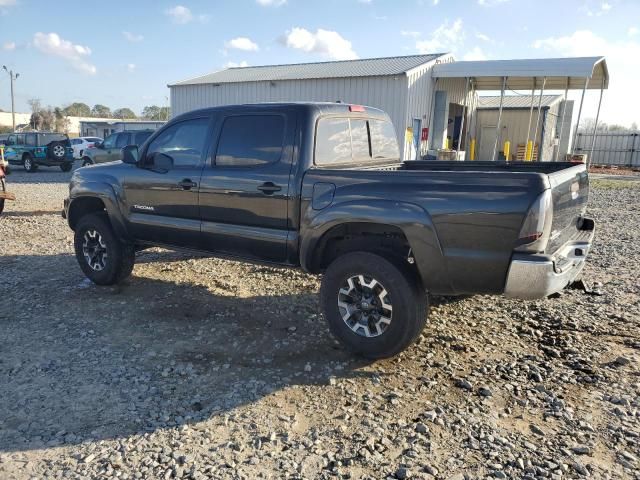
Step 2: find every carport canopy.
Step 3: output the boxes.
[432,56,609,162]
[431,56,609,90]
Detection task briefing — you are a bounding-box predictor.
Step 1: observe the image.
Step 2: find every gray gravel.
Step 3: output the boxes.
[0,168,638,480]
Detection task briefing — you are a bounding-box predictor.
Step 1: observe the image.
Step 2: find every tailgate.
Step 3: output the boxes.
[546,164,590,254]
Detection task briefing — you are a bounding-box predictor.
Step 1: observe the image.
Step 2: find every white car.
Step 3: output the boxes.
[70,137,103,160]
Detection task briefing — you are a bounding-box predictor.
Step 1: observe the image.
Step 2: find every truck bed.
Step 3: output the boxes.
[302,161,589,296]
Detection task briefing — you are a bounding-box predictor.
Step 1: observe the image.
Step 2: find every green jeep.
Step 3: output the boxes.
[5,132,75,172]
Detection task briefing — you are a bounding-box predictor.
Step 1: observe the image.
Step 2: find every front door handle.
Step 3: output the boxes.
[178,179,198,190]
[257,182,282,194]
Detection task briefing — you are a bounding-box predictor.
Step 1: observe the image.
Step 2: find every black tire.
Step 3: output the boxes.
[23,154,37,172]
[320,252,428,359]
[48,141,66,161]
[60,162,73,172]
[74,213,135,285]
[82,157,93,167]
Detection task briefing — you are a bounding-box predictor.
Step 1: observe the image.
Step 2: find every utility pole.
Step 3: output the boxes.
[2,66,19,131]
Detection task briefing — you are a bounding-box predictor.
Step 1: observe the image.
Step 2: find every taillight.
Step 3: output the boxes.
[515,189,553,253]
[349,105,365,112]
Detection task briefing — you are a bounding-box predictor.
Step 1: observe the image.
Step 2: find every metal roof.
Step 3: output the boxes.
[432,56,609,90]
[169,54,445,86]
[477,94,563,109]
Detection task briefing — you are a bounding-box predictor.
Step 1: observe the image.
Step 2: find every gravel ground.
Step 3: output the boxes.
[0,167,638,480]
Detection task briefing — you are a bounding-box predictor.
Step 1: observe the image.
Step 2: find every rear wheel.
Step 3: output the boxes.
[23,154,37,172]
[320,252,428,359]
[82,157,93,167]
[74,213,135,285]
[60,162,73,172]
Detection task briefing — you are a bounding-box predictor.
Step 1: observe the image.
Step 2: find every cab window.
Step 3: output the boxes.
[102,133,117,149]
[146,118,209,168]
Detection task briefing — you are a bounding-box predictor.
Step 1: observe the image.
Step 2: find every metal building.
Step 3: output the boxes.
[475,95,574,161]
[169,54,471,160]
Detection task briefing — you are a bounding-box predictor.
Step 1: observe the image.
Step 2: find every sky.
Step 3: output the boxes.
[0,0,639,125]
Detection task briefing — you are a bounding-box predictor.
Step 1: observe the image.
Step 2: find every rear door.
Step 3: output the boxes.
[198,110,296,262]
[123,116,213,248]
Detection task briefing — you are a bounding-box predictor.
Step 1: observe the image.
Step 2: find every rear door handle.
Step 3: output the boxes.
[257,182,282,194]
[178,179,198,190]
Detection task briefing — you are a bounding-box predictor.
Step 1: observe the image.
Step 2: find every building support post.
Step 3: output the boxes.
[588,79,605,168]
[554,77,570,162]
[456,77,470,159]
[571,77,590,153]
[524,79,536,160]
[531,76,547,162]
[492,76,507,161]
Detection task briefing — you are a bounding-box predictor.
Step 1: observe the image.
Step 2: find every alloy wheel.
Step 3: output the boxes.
[53,145,65,158]
[82,229,108,271]
[337,274,393,338]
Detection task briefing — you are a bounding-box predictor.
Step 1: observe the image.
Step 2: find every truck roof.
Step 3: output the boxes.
[174,102,389,121]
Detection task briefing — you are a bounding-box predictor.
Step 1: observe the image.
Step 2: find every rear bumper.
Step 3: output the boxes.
[504,218,595,300]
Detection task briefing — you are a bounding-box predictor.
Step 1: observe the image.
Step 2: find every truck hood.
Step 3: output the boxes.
[69,161,133,195]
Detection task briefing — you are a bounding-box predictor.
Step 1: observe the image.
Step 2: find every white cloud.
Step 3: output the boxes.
[583,1,612,16]
[628,26,638,37]
[223,60,249,68]
[2,41,15,51]
[476,32,491,42]
[256,0,286,5]
[164,5,209,24]
[415,18,463,53]
[463,46,488,61]
[165,5,192,23]
[127,63,136,72]
[0,0,17,5]
[357,0,372,3]
[433,0,440,5]
[401,30,421,38]
[123,31,143,42]
[533,30,640,126]
[33,32,96,75]
[280,27,358,60]
[478,0,509,5]
[225,37,259,51]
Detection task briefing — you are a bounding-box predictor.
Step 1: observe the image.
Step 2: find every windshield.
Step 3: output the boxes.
[39,133,69,146]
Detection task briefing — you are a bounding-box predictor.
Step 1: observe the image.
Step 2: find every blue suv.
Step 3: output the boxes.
[5,132,74,172]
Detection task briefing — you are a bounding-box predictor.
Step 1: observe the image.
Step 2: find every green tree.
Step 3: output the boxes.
[113,107,137,119]
[91,104,112,118]
[63,102,91,117]
[141,105,170,121]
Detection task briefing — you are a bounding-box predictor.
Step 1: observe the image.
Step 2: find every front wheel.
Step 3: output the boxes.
[82,157,93,167]
[320,252,428,359]
[74,213,135,285]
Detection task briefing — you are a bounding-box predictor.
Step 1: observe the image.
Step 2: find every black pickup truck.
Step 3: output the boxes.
[63,102,594,358]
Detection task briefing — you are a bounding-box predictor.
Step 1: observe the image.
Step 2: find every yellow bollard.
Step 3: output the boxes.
[525,140,533,162]
[503,141,510,162]
[469,138,476,161]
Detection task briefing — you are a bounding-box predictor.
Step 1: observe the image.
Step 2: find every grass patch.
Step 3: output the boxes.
[591,179,640,190]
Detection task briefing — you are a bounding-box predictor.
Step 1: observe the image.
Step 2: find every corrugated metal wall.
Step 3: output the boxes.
[475,106,561,161]
[574,131,640,166]
[171,76,409,157]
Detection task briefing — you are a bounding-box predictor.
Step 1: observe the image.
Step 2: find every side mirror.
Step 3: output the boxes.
[149,152,173,173]
[122,145,139,165]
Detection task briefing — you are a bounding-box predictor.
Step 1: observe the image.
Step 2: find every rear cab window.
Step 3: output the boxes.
[314,116,399,166]
[215,114,285,167]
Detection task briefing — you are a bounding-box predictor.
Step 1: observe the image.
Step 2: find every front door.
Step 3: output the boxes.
[198,111,295,262]
[94,133,117,163]
[123,116,212,249]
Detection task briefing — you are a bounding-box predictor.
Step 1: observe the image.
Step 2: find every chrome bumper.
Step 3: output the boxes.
[504,219,595,300]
